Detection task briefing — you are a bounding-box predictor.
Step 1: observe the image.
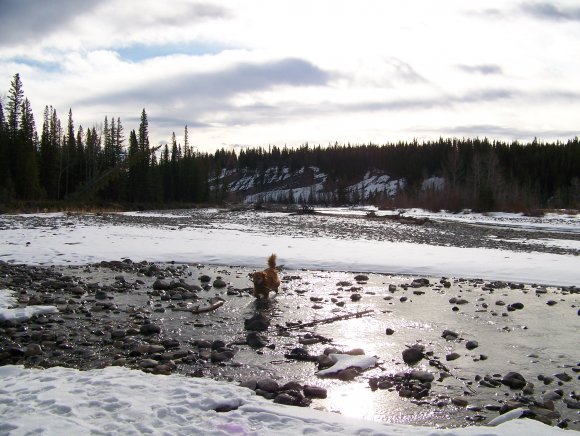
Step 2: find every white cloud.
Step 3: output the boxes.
[0,0,579,150]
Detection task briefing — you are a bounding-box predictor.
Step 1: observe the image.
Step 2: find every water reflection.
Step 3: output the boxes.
[323,382,377,420]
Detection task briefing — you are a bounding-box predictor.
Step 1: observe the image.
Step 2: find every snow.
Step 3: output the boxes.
[0,365,568,436]
[1,209,578,286]
[347,171,405,200]
[0,289,58,323]
[316,353,379,377]
[0,208,578,435]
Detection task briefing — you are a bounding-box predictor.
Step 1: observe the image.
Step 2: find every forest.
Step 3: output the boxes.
[1,73,579,212]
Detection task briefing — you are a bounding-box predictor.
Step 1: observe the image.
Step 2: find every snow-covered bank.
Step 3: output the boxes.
[0,365,569,436]
[1,210,578,286]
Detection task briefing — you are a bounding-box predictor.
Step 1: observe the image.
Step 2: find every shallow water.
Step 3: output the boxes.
[68,262,579,429]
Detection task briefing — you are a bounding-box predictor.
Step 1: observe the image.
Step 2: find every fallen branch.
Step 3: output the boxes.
[278,309,374,331]
[172,298,225,314]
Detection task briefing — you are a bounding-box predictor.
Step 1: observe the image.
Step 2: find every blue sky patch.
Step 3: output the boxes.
[117,41,229,62]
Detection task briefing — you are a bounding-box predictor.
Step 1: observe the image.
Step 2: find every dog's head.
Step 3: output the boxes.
[251,271,266,287]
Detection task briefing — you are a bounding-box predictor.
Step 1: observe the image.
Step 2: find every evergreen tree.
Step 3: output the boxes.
[135,109,150,201]
[0,100,13,199]
[127,129,140,202]
[6,73,23,138]
[39,106,60,199]
[5,74,24,194]
[14,98,41,198]
[115,117,124,164]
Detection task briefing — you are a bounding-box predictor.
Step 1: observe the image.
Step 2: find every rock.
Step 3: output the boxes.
[199,275,211,282]
[139,358,159,368]
[465,340,479,350]
[411,278,429,288]
[523,382,535,395]
[303,385,327,399]
[286,347,318,362]
[501,372,527,389]
[139,323,161,335]
[350,293,362,301]
[213,278,227,288]
[211,340,227,350]
[543,391,563,401]
[554,372,572,382]
[563,398,580,409]
[211,350,235,363]
[95,290,110,300]
[509,302,524,310]
[273,393,296,405]
[25,344,43,357]
[410,370,434,382]
[442,329,459,340]
[388,284,397,292]
[452,397,469,407]
[110,329,126,339]
[402,346,424,365]
[153,279,171,290]
[256,378,279,393]
[354,275,369,282]
[244,313,270,331]
[337,368,359,381]
[385,328,395,335]
[446,352,461,361]
[247,332,268,348]
[239,379,258,391]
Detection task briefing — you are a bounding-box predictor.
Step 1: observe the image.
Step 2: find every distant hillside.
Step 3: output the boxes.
[213,166,409,205]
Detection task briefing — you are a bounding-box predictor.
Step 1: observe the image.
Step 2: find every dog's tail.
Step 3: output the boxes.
[268,253,277,268]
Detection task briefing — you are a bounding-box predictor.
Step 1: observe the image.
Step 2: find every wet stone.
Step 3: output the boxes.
[402,346,424,365]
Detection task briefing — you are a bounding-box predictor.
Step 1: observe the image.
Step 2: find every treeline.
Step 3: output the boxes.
[0,74,213,207]
[1,73,579,211]
[232,138,580,211]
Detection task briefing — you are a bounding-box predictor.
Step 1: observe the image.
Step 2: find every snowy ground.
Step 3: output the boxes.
[0,364,570,436]
[1,207,578,286]
[0,207,578,435]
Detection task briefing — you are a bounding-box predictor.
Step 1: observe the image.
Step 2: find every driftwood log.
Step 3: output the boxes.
[278,309,374,331]
[172,298,225,314]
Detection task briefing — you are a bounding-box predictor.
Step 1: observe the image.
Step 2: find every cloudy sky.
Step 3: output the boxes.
[1,0,579,151]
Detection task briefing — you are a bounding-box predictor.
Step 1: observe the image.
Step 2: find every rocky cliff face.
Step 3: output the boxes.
[212,166,411,204]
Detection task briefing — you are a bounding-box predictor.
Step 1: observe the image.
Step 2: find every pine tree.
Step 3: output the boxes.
[39,106,60,199]
[0,100,13,199]
[115,117,124,164]
[5,74,24,195]
[127,129,140,202]
[135,109,150,201]
[6,73,23,138]
[14,98,41,198]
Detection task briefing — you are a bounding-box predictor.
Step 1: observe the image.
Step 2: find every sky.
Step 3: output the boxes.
[1,0,580,152]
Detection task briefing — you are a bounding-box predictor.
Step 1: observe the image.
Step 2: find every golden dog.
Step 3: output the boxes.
[251,254,280,299]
